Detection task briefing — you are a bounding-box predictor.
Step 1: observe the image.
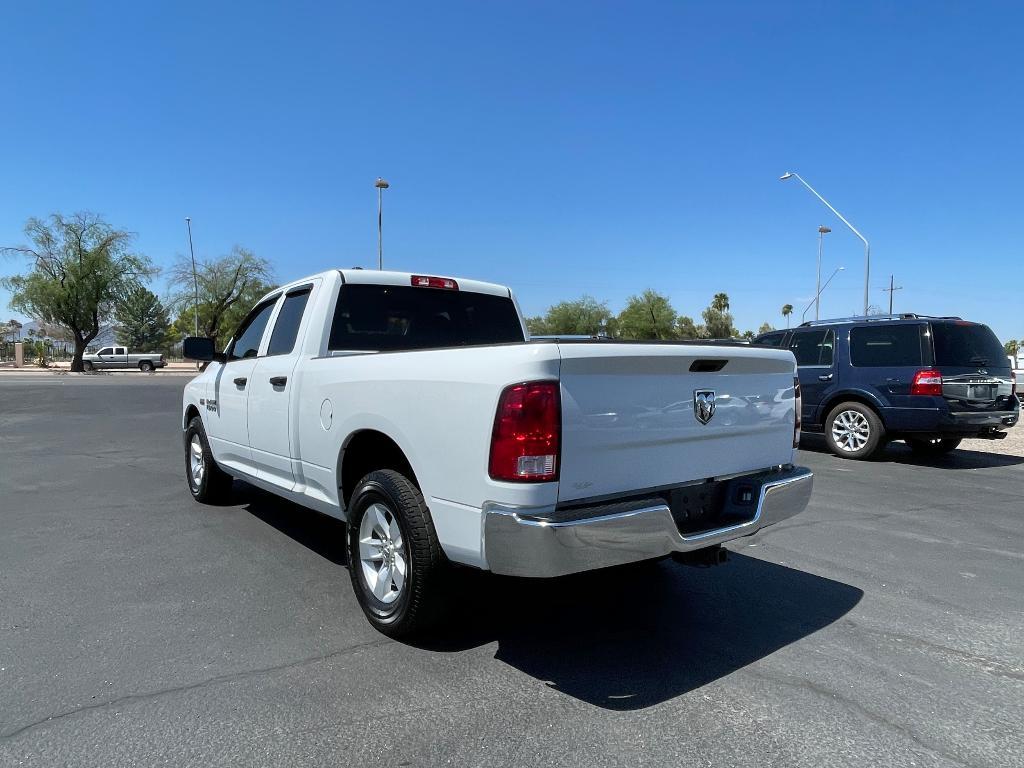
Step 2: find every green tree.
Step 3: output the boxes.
[741,330,755,340]
[711,293,730,312]
[1006,339,1020,358]
[1,213,153,371]
[781,304,793,328]
[536,295,610,337]
[524,316,550,336]
[615,290,678,340]
[757,322,775,335]
[168,246,274,349]
[700,293,737,339]
[676,315,699,339]
[115,286,171,351]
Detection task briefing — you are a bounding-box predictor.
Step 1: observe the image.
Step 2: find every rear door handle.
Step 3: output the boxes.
[818,373,833,382]
[269,376,287,387]
[233,377,247,387]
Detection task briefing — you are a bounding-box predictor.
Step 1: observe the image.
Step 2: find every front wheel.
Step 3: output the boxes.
[346,469,447,639]
[184,417,233,503]
[824,401,885,459]
[82,361,94,372]
[907,437,961,456]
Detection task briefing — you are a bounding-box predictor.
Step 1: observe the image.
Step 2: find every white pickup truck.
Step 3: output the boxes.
[83,346,167,372]
[181,269,812,637]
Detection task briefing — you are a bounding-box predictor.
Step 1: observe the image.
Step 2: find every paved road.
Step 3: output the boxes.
[1,377,1022,767]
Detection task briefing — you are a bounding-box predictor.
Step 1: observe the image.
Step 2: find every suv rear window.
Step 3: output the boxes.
[328,284,525,352]
[850,325,925,367]
[931,322,1007,368]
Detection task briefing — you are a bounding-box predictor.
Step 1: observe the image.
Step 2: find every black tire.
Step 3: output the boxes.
[824,401,886,460]
[139,360,154,373]
[184,417,233,503]
[346,469,447,639]
[82,361,93,372]
[907,437,962,456]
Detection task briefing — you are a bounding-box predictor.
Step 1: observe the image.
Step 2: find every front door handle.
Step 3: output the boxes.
[233,377,247,387]
[818,373,833,382]
[269,376,287,387]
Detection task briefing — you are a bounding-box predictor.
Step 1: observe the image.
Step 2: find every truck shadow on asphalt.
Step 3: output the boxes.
[241,485,863,711]
[800,434,1024,469]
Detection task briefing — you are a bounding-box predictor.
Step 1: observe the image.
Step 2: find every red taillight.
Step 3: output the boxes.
[911,369,943,396]
[793,376,802,448]
[411,275,458,290]
[489,381,560,482]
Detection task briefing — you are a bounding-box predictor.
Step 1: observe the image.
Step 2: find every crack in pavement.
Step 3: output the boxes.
[1,636,393,742]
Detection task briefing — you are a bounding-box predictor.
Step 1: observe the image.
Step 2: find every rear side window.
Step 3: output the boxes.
[931,323,1008,368]
[328,285,525,352]
[850,325,925,367]
[267,288,311,356]
[789,329,834,366]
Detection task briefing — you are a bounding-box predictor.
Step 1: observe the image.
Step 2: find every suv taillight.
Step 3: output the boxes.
[489,381,560,482]
[793,376,802,448]
[911,369,943,396]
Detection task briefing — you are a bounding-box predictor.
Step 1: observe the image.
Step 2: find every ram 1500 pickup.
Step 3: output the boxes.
[181,269,813,637]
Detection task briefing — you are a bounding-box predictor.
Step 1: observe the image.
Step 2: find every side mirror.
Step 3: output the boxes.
[183,337,225,363]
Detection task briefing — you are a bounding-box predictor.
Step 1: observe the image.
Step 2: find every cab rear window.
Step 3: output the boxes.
[931,323,1007,368]
[328,285,525,351]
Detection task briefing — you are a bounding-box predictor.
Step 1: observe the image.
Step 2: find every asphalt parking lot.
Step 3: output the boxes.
[1,375,1022,767]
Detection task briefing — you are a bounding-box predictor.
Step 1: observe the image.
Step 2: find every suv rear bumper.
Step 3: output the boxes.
[881,405,1019,435]
[482,466,813,578]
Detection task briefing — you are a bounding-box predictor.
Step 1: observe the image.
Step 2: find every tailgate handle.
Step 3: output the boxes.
[689,359,728,373]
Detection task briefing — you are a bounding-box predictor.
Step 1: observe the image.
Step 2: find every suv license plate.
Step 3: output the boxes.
[969,384,996,400]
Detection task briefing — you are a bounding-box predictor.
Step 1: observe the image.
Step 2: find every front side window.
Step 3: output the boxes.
[98,347,112,356]
[228,299,278,360]
[755,332,786,347]
[267,288,312,356]
[789,329,834,366]
[850,325,924,367]
[328,285,525,352]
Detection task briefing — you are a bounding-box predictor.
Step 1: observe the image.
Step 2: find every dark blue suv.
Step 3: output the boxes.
[754,315,1019,459]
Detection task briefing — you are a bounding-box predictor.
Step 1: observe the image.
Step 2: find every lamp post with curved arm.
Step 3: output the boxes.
[801,266,845,323]
[781,172,870,316]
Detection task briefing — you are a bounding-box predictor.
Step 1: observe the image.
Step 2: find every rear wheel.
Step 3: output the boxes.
[139,360,154,373]
[824,401,885,460]
[184,417,233,503]
[907,437,961,456]
[346,469,447,639]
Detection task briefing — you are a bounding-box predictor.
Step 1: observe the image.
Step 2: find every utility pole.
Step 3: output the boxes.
[185,217,200,337]
[375,178,390,270]
[882,274,903,314]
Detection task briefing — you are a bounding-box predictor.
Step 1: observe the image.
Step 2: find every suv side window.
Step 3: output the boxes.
[754,331,786,347]
[228,298,278,360]
[789,329,834,366]
[850,325,925,367]
[266,287,312,356]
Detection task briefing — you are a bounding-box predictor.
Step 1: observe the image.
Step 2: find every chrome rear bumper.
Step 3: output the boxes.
[483,466,813,578]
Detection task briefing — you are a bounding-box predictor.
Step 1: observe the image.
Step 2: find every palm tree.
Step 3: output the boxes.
[711,293,730,312]
[781,304,793,328]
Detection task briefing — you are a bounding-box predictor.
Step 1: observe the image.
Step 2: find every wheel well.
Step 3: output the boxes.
[817,393,884,427]
[338,430,419,510]
[184,405,201,430]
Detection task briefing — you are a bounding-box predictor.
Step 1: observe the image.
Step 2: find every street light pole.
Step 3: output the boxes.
[375,178,390,270]
[185,217,199,338]
[781,172,870,316]
[801,266,845,323]
[816,225,831,321]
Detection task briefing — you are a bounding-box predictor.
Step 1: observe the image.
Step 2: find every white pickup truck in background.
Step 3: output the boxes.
[83,346,166,372]
[181,270,812,637]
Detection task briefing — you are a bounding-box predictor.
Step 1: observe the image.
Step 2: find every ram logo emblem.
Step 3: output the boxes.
[694,389,716,425]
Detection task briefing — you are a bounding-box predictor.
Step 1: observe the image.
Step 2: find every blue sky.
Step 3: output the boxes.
[2,2,1022,341]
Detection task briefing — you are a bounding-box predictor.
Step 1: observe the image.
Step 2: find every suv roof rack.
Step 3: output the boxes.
[798,313,962,327]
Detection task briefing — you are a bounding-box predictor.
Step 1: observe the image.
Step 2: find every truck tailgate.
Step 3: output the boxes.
[556,343,797,503]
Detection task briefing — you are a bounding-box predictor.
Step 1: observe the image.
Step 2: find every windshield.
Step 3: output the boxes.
[328,285,525,351]
[931,322,1007,369]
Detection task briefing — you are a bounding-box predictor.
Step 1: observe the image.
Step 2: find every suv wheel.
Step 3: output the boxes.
[346,469,447,639]
[825,402,885,460]
[907,437,961,456]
